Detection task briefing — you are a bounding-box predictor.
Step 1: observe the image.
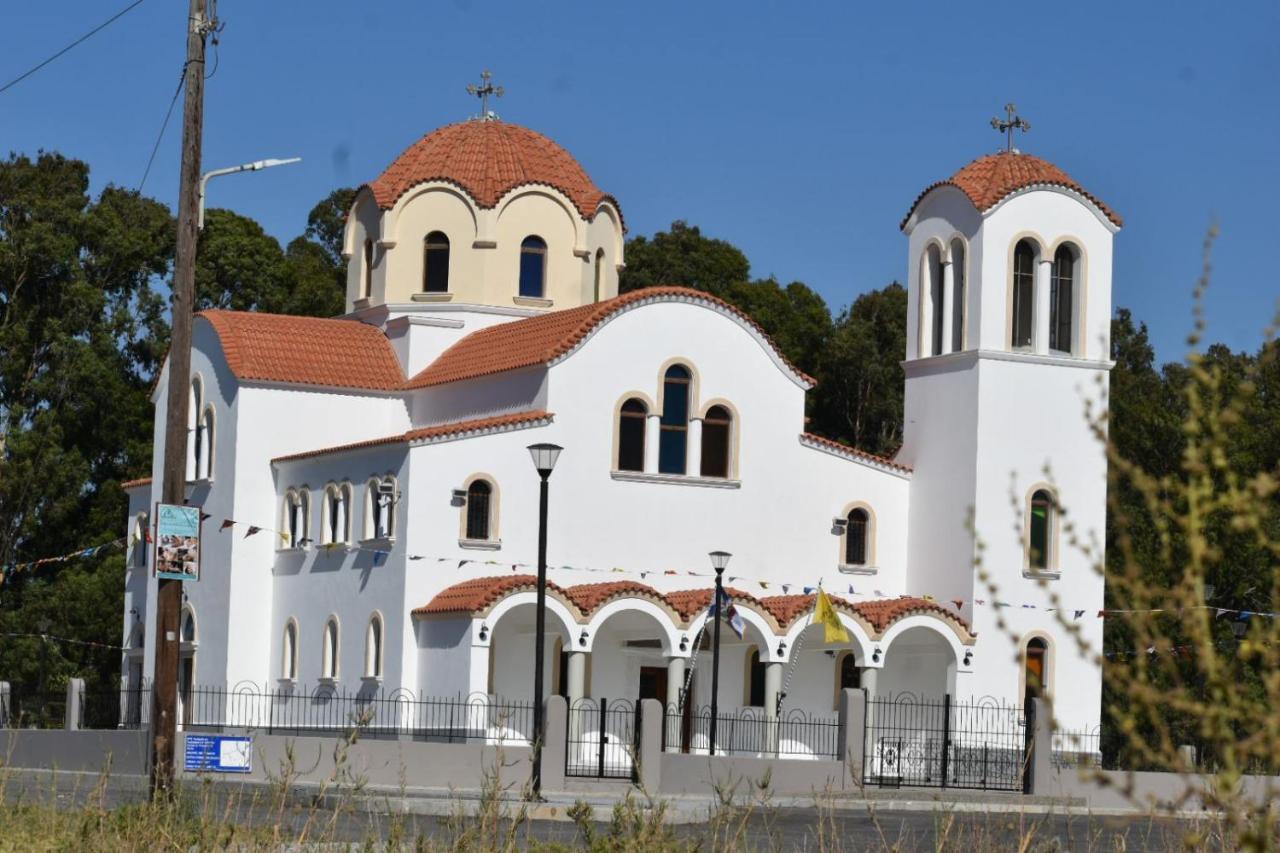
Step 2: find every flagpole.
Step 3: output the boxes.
[707,551,731,756]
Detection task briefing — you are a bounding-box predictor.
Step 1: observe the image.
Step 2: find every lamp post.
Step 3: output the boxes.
[198,157,302,229]
[708,550,731,756]
[527,442,562,798]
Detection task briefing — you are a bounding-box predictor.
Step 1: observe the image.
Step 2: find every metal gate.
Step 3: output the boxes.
[864,693,1032,792]
[565,697,640,780]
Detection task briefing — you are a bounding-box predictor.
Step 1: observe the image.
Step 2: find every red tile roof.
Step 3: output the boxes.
[799,433,912,474]
[273,411,552,464]
[365,120,619,222]
[406,286,816,389]
[902,151,1122,230]
[200,311,404,391]
[121,477,152,490]
[412,577,971,638]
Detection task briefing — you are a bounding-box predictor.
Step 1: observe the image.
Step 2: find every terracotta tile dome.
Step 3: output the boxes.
[902,150,1121,229]
[366,119,617,220]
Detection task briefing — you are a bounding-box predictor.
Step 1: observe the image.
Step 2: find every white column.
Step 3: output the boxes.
[940,261,955,355]
[566,651,587,705]
[686,417,703,477]
[1034,259,1052,355]
[861,667,879,736]
[763,660,783,756]
[644,414,660,473]
[665,656,687,753]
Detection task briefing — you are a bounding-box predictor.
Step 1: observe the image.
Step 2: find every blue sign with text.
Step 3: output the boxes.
[184,734,252,773]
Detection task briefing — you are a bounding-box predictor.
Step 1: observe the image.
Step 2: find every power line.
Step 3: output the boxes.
[0,0,149,96]
[137,61,188,192]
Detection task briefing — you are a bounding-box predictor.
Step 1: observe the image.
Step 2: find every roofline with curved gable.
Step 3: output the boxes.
[902,180,1122,235]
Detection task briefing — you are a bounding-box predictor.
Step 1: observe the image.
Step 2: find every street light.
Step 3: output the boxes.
[708,550,731,756]
[198,157,302,229]
[527,442,562,798]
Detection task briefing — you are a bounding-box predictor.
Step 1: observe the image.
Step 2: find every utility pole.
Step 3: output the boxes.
[150,0,210,798]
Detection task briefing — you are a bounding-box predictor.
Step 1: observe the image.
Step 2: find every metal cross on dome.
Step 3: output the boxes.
[990,103,1030,153]
[466,70,504,121]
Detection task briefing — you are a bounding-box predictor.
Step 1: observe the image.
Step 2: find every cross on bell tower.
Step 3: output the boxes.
[466,70,504,121]
[990,103,1030,153]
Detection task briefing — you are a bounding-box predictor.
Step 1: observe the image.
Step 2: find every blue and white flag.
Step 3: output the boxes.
[709,587,745,639]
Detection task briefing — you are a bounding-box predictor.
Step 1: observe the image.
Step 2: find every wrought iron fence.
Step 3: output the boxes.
[1051,726,1102,769]
[661,704,840,760]
[566,697,638,779]
[864,692,1031,792]
[0,688,68,729]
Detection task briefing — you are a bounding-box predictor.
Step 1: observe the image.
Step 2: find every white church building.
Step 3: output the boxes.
[120,113,1119,742]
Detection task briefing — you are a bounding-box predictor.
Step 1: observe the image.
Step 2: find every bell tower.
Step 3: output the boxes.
[896,119,1121,727]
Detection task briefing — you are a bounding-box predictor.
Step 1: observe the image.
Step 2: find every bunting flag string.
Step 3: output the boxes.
[0,631,126,652]
[0,538,127,586]
[17,514,1275,625]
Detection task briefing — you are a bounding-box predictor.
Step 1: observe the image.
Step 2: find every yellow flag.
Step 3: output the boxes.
[815,589,849,644]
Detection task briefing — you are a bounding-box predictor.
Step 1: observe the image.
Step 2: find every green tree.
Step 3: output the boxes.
[809,283,908,456]
[620,220,750,298]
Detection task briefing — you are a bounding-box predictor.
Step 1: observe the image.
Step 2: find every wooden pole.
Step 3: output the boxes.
[150,0,207,799]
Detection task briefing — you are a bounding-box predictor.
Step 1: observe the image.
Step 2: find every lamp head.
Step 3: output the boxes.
[527,443,563,477]
[708,550,732,573]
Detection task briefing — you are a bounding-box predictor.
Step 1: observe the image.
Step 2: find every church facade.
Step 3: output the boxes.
[120,115,1117,744]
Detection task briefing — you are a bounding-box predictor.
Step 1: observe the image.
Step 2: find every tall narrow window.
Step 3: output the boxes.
[322,617,339,680]
[198,406,215,479]
[1028,489,1055,571]
[284,491,301,548]
[365,613,384,679]
[700,405,732,478]
[593,248,604,302]
[324,484,350,545]
[1024,637,1048,703]
[1049,246,1075,354]
[929,246,945,356]
[465,480,493,541]
[133,513,149,568]
[658,365,691,474]
[1012,240,1036,349]
[950,240,966,351]
[362,239,374,299]
[423,231,450,293]
[845,508,870,566]
[617,398,647,472]
[282,620,298,680]
[745,648,766,707]
[368,477,395,540]
[519,235,547,298]
[187,377,202,481]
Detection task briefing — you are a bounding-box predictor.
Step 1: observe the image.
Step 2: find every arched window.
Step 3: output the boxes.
[186,377,202,481]
[362,238,374,299]
[745,648,766,707]
[593,248,605,302]
[283,489,310,548]
[928,244,945,356]
[365,613,384,679]
[617,398,647,472]
[322,617,339,680]
[1050,245,1076,354]
[519,235,547,298]
[323,484,351,545]
[658,365,691,475]
[1011,240,1037,349]
[700,405,733,478]
[180,607,197,645]
[950,239,966,351]
[844,507,870,567]
[367,476,396,540]
[198,406,215,480]
[465,479,494,541]
[282,619,298,681]
[423,231,450,293]
[1028,488,1056,571]
[1024,637,1048,703]
[132,513,149,568]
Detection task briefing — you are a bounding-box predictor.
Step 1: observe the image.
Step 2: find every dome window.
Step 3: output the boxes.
[1049,245,1077,354]
[519,235,547,298]
[423,231,450,294]
[1011,240,1037,349]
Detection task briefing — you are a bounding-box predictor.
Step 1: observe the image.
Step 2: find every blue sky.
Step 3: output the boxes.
[2,1,1276,362]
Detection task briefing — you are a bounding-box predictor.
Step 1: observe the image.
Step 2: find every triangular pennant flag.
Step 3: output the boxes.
[664,570,676,576]
[781,584,791,594]
[373,551,387,567]
[1097,610,1105,617]
[874,589,886,598]
[409,555,424,561]
[279,531,290,546]
[951,599,964,611]
[1073,610,1085,620]
[923,594,936,602]
[848,585,857,595]
[244,526,261,538]
[640,572,649,579]
[803,586,816,595]
[199,512,212,522]
[220,519,234,531]
[758,581,769,590]
[458,560,470,568]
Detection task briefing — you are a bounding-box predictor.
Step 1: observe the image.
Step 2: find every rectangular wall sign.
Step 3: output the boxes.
[183,734,252,773]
